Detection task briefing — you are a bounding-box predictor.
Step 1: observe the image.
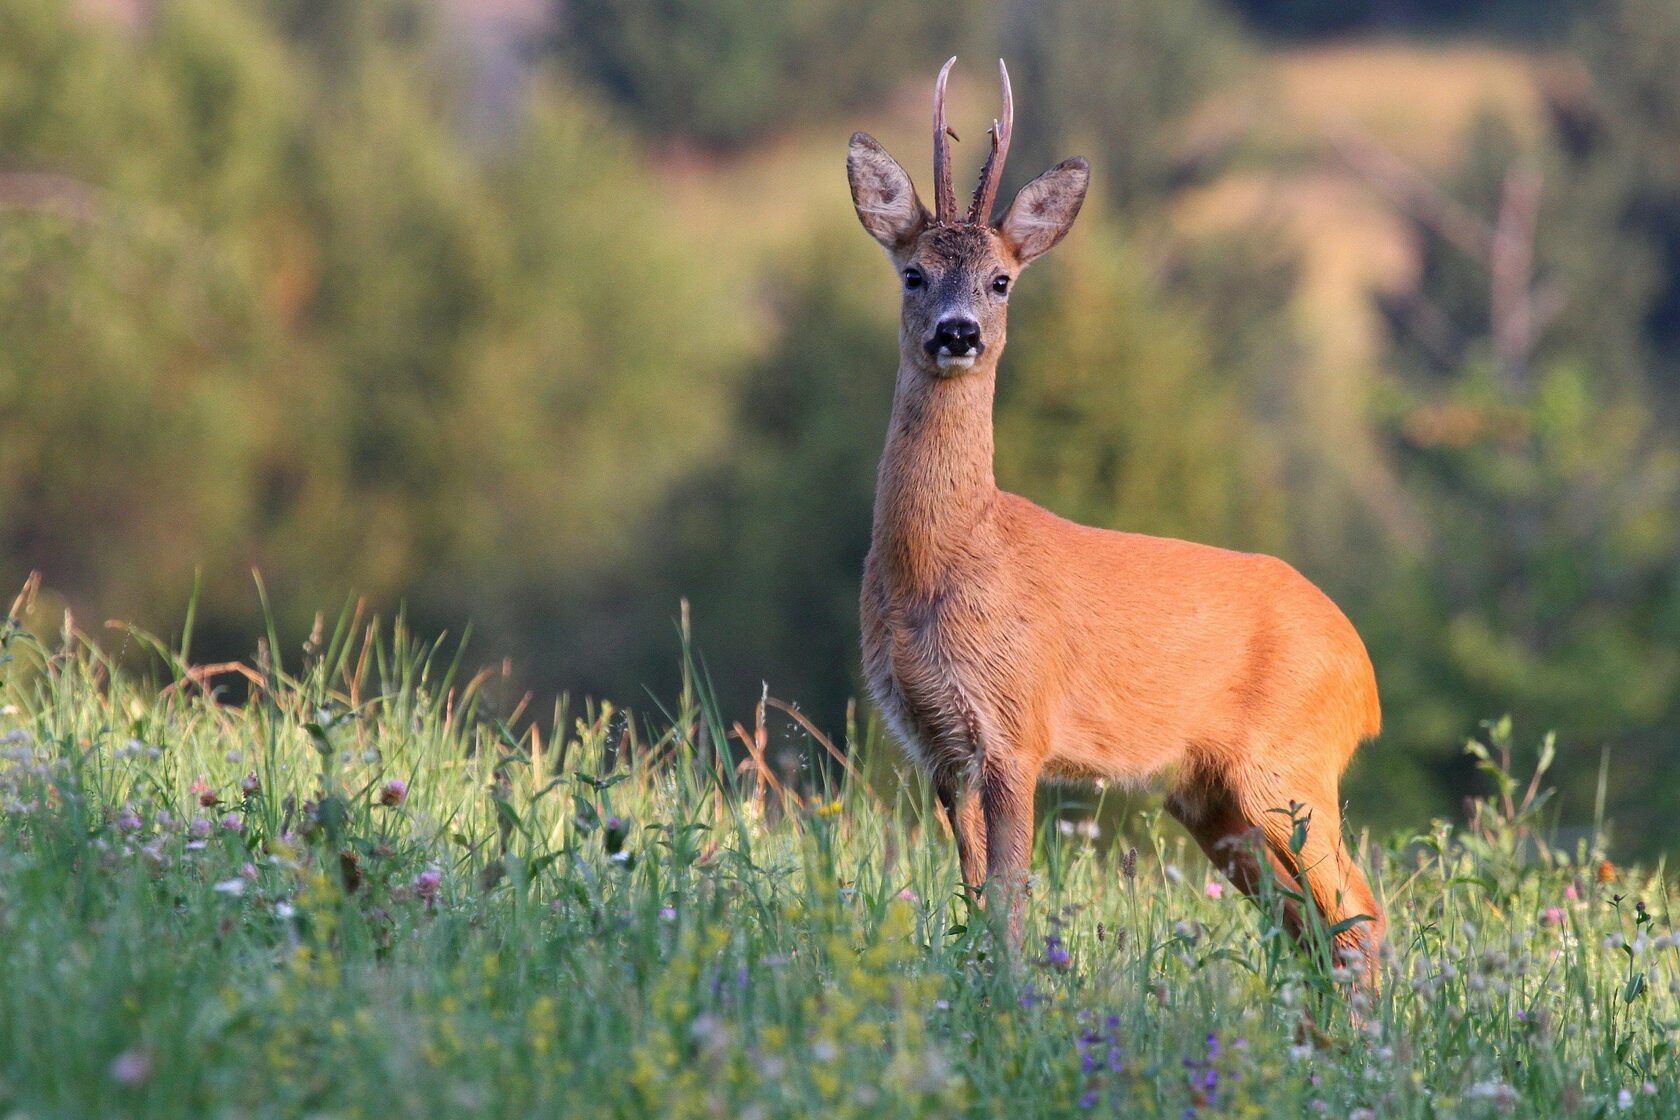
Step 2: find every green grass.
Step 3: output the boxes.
[0,595,1675,1119]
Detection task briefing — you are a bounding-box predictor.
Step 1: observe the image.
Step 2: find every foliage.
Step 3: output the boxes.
[0,0,750,663]
[1,610,1678,1116]
[1361,0,1680,845]
[1224,0,1585,38]
[554,0,984,149]
[997,0,1243,214]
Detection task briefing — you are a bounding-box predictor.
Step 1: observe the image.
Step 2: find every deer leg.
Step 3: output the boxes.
[1239,777,1385,989]
[981,757,1036,950]
[1167,783,1305,927]
[937,782,987,899]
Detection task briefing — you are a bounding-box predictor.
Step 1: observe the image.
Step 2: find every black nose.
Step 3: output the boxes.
[931,317,981,357]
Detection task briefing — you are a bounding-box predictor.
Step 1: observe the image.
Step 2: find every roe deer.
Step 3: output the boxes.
[848,58,1384,980]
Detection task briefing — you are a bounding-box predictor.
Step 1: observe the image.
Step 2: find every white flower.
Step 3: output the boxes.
[1618,1088,1634,1110]
[212,879,246,895]
[1467,1079,1518,1110]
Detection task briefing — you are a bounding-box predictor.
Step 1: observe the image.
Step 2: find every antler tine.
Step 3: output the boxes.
[932,56,958,224]
[967,59,1013,225]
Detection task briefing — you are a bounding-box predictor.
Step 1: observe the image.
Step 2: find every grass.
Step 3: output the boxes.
[0,590,1676,1119]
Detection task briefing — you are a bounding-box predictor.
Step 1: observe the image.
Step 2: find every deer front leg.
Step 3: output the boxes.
[937,783,987,898]
[981,757,1036,950]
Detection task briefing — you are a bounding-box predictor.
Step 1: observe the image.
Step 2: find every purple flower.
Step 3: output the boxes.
[1078,1089,1099,1109]
[187,817,211,840]
[413,867,442,904]
[108,1048,151,1087]
[1043,935,1072,969]
[379,779,407,807]
[219,813,242,832]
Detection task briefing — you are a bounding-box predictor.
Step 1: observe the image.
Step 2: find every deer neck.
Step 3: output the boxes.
[871,360,999,593]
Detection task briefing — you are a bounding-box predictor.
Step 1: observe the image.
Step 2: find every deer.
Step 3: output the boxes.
[848,58,1385,983]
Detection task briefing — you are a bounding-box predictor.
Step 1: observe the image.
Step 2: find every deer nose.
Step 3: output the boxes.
[931,317,982,357]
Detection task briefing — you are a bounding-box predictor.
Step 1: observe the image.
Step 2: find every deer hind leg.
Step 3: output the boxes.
[936,782,987,899]
[1238,774,1385,987]
[1166,782,1305,921]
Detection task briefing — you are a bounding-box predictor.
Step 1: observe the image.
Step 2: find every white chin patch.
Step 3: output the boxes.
[936,353,977,371]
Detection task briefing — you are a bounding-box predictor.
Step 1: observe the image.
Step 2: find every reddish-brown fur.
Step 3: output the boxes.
[848,62,1384,978]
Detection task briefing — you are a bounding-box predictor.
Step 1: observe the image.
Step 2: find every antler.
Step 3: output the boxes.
[932,56,958,224]
[967,59,1013,225]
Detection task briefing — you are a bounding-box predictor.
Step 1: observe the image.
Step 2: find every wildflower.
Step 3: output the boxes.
[114,806,143,833]
[240,773,260,797]
[1042,934,1072,969]
[1078,1089,1099,1109]
[603,815,629,855]
[225,750,242,763]
[897,887,917,902]
[154,809,172,830]
[1058,819,1076,836]
[1121,848,1138,879]
[191,776,217,807]
[187,817,211,840]
[658,906,676,921]
[1617,1088,1633,1110]
[379,778,407,807]
[1204,880,1223,900]
[1541,906,1565,926]
[1164,864,1184,885]
[1467,1079,1518,1112]
[240,862,258,880]
[213,879,246,896]
[414,868,442,904]
[1564,883,1579,900]
[109,1048,151,1087]
[220,813,242,832]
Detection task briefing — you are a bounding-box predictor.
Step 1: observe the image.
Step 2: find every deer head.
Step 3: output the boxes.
[848,58,1089,377]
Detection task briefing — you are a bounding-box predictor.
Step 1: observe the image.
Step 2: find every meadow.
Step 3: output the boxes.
[0,589,1675,1119]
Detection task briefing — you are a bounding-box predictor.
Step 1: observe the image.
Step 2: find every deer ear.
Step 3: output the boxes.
[848,133,928,256]
[997,158,1089,266]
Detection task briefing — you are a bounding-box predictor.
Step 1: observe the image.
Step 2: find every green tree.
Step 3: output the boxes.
[0,0,748,669]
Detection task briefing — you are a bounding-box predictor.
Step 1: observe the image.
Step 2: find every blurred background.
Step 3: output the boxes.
[3,0,1678,848]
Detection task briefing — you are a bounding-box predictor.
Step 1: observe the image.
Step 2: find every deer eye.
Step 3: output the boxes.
[902,267,924,290]
[992,275,1011,295]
